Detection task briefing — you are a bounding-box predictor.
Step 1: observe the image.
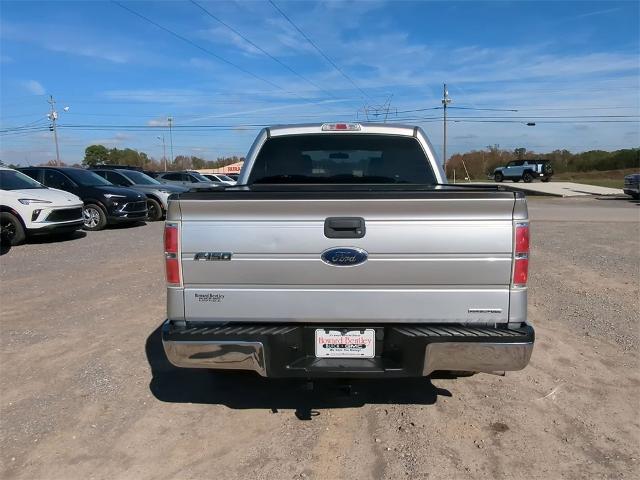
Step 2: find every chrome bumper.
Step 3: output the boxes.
[163,339,267,376]
[422,341,533,375]
[162,321,534,378]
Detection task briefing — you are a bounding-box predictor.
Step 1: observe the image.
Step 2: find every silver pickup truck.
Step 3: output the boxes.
[162,123,534,378]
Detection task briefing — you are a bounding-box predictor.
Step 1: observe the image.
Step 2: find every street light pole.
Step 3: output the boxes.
[157,135,167,171]
[167,116,175,169]
[47,95,61,166]
[441,83,451,171]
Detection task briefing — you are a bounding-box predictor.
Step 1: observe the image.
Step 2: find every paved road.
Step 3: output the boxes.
[1,197,638,480]
[471,181,624,197]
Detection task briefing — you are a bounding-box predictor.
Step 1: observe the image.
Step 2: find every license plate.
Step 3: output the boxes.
[315,329,375,358]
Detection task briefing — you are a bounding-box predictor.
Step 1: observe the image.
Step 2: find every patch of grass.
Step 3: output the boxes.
[553,168,637,188]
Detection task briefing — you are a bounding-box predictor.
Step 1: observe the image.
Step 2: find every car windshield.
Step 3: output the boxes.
[64,169,113,187]
[217,175,235,182]
[121,170,161,185]
[0,170,46,190]
[190,172,211,182]
[248,134,436,185]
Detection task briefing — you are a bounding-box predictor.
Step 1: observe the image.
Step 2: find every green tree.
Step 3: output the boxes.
[83,145,109,166]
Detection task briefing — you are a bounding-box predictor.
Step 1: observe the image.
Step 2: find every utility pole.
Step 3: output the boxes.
[157,135,167,171]
[167,116,175,169]
[441,83,451,170]
[47,95,61,165]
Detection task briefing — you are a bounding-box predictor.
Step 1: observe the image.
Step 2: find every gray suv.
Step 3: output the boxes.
[493,160,553,183]
[155,171,223,191]
[91,168,187,221]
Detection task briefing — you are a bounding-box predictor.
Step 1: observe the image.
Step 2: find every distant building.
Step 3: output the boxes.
[197,161,243,175]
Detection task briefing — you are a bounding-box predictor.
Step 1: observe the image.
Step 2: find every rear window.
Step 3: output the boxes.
[248,134,436,185]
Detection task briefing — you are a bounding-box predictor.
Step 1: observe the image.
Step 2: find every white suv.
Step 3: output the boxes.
[0,167,84,246]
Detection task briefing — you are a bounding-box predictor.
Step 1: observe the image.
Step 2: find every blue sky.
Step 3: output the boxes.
[1,0,639,165]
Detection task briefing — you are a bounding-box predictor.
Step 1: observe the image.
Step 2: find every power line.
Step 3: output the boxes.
[267,0,370,100]
[189,0,337,101]
[111,1,306,98]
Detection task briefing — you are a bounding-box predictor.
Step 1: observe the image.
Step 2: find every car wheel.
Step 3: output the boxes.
[522,172,533,183]
[541,177,551,183]
[0,212,26,246]
[494,172,503,183]
[146,198,163,221]
[82,204,107,231]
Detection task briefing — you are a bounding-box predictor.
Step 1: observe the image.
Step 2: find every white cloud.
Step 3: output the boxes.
[24,80,45,95]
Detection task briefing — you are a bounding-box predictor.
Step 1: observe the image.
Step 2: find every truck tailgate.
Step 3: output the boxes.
[177,190,517,324]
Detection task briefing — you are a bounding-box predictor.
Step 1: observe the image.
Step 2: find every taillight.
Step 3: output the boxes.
[164,223,180,286]
[164,224,178,253]
[513,223,529,287]
[321,123,361,131]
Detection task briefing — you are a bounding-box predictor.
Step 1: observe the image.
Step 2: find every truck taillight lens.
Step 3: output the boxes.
[165,257,180,285]
[513,258,529,285]
[164,223,180,286]
[164,224,178,253]
[515,223,529,255]
[513,223,529,287]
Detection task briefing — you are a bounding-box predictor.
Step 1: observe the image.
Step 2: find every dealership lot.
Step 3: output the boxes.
[1,196,638,480]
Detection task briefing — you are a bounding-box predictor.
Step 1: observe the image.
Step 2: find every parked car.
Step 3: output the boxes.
[162,122,534,379]
[0,167,84,245]
[19,167,147,231]
[623,173,640,199]
[226,174,239,182]
[155,171,223,190]
[202,173,236,185]
[90,167,187,221]
[493,159,553,183]
[90,164,158,179]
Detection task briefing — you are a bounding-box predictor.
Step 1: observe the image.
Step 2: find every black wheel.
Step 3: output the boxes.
[82,204,107,231]
[0,212,26,246]
[494,172,504,183]
[513,178,520,183]
[522,172,533,183]
[541,177,550,183]
[146,198,163,221]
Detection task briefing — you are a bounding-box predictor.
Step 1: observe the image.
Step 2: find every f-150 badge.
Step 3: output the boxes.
[194,252,232,261]
[321,247,368,267]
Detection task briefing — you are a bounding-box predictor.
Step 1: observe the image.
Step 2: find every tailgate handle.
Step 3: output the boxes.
[324,217,366,238]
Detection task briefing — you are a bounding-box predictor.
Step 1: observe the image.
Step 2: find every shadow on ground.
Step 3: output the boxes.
[595,195,640,205]
[1,229,86,254]
[106,220,148,230]
[145,323,452,419]
[26,229,87,245]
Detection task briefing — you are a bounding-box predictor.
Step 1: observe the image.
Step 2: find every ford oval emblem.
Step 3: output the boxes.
[321,247,368,267]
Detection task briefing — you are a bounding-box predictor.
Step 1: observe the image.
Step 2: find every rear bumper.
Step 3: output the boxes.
[162,321,534,378]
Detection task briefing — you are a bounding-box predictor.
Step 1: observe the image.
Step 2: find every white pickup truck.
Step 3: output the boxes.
[161,123,534,378]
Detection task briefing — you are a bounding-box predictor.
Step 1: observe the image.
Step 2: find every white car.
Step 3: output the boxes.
[0,167,84,246]
[202,173,236,185]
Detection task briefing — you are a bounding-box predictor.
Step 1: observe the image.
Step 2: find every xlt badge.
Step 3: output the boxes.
[194,252,232,261]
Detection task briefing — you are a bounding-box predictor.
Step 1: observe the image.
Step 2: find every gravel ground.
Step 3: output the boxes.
[0,196,638,480]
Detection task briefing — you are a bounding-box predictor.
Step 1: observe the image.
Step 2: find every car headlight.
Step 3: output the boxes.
[18,198,52,205]
[104,194,126,199]
[158,189,173,194]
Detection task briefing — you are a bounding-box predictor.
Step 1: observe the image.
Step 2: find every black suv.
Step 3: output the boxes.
[19,167,148,231]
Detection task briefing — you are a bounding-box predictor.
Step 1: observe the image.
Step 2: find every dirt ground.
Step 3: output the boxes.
[1,196,638,480]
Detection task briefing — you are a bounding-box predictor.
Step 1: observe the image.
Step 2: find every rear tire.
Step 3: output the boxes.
[522,172,533,183]
[82,204,107,231]
[0,212,26,246]
[494,172,504,183]
[146,198,163,221]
